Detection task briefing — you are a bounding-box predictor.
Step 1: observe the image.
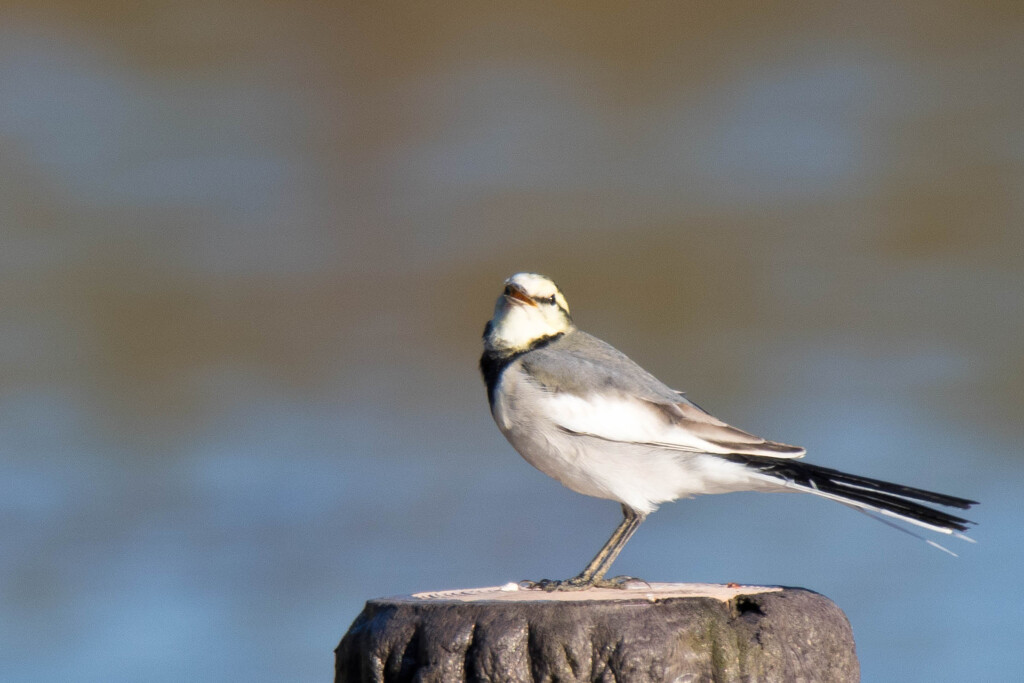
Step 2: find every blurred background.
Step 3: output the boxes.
[1,1,1021,681]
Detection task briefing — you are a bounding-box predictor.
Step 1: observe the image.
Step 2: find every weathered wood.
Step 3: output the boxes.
[336,582,859,682]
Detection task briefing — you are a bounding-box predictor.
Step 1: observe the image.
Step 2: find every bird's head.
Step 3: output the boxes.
[484,272,574,352]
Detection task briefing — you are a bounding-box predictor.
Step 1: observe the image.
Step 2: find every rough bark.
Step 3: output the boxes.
[336,583,859,682]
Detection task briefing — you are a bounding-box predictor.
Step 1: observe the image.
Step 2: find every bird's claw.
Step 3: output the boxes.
[518,575,648,592]
[518,578,589,592]
[592,574,649,589]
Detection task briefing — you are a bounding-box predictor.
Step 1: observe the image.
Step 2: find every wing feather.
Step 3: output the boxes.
[522,331,805,458]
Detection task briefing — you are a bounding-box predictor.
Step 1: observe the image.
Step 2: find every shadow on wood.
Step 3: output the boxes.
[336,582,858,682]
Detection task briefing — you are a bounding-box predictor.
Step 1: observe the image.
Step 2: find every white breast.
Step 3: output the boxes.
[491,365,773,514]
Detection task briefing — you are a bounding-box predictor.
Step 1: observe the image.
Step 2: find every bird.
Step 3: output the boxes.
[479,272,978,591]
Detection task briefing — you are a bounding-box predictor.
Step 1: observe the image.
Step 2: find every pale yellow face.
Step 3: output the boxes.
[485,272,573,352]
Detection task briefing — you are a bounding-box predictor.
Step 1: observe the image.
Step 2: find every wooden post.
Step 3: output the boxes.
[336,582,859,682]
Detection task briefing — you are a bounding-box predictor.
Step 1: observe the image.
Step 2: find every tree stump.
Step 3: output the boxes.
[336,582,859,682]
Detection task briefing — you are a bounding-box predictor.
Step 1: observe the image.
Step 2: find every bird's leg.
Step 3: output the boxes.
[574,505,645,584]
[522,505,647,591]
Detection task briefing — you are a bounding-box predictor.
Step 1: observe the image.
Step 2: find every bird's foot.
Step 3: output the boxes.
[518,575,648,592]
[590,575,649,590]
[518,578,588,592]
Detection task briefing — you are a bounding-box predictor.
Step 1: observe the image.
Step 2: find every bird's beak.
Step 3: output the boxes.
[504,283,537,307]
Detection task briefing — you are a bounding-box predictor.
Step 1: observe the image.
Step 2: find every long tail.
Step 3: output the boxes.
[727,454,978,544]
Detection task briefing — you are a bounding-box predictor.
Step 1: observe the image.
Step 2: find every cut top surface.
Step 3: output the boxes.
[380,582,784,604]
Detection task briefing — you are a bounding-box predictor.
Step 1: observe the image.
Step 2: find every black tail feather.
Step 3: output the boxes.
[727,454,978,534]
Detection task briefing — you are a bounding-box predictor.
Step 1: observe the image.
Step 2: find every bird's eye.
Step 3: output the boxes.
[545,295,557,305]
[503,285,512,296]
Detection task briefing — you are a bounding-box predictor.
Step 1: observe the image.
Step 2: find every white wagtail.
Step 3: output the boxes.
[480,272,977,591]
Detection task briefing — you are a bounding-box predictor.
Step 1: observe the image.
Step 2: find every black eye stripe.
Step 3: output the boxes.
[503,285,562,309]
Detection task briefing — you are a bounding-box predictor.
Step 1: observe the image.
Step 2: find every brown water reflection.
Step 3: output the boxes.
[1,2,1021,681]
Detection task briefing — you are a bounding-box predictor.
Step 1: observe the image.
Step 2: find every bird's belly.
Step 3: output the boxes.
[498,419,763,515]
[501,424,611,498]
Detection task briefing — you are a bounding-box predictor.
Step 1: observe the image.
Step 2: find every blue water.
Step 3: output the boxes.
[1,5,1022,681]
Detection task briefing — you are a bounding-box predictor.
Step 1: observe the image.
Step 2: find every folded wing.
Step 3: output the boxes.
[546,390,805,458]
[521,330,805,458]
